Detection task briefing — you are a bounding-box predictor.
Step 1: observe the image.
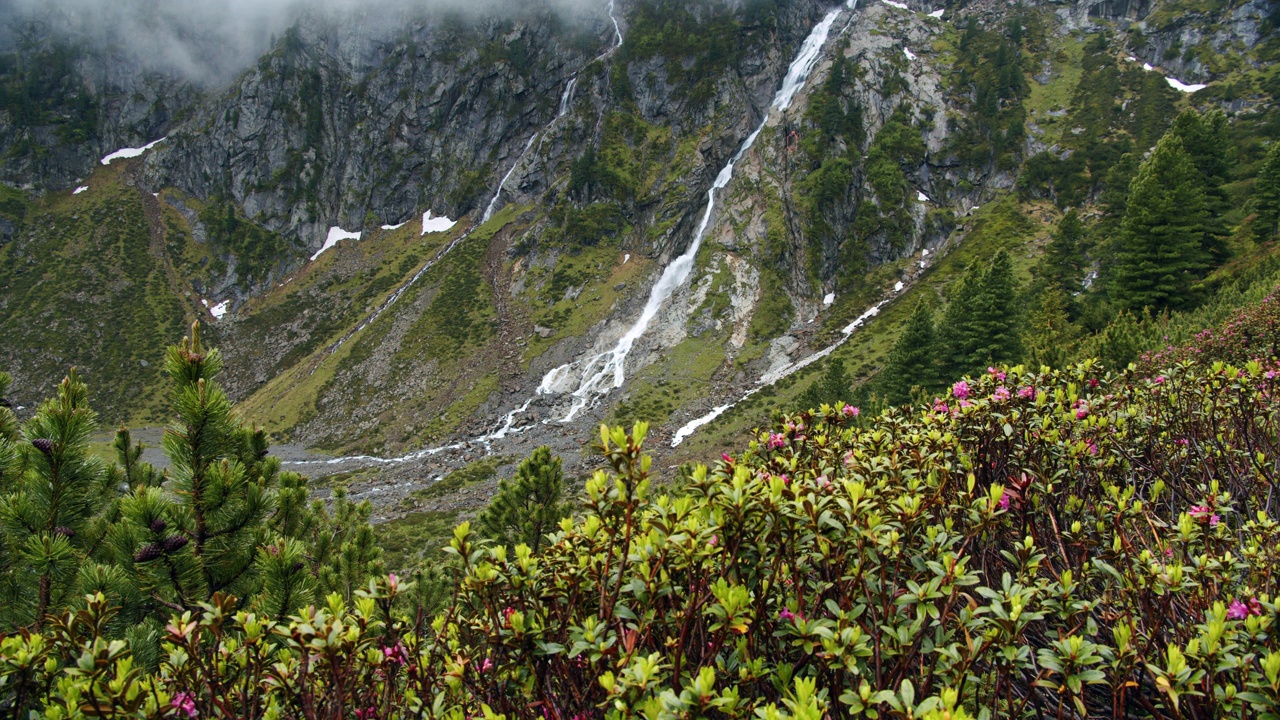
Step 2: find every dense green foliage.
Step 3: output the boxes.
[8,304,1280,716]
[475,446,570,554]
[0,324,382,654]
[0,42,98,182]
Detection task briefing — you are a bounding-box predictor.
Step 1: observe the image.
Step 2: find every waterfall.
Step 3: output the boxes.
[538,1,855,422]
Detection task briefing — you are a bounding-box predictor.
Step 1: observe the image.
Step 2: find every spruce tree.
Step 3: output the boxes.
[1252,141,1280,239]
[1023,285,1082,370]
[1110,134,1208,312]
[476,446,569,553]
[1169,109,1231,263]
[798,358,854,410]
[0,370,112,627]
[970,249,1023,366]
[938,262,986,380]
[879,302,939,406]
[1042,209,1085,296]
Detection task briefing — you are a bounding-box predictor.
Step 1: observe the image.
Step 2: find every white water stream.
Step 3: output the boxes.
[537,0,856,423]
[289,0,861,468]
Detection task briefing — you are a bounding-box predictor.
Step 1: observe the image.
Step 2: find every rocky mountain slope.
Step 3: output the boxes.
[1,0,1277,526]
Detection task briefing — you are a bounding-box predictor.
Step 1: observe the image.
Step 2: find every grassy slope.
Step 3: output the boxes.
[0,161,204,423]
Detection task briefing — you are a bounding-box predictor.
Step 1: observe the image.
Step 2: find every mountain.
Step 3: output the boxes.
[1,0,1277,523]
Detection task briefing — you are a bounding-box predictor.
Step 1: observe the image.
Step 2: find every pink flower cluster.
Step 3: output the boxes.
[1189,505,1221,526]
[842,404,859,417]
[767,433,787,450]
[1228,598,1264,620]
[1018,386,1035,399]
[987,367,1006,381]
[171,692,197,718]
[952,381,970,399]
[991,386,1010,403]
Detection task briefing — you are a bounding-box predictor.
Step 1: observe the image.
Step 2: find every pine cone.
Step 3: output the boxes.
[161,534,189,553]
[290,561,305,573]
[53,526,75,538]
[149,518,168,533]
[133,544,162,563]
[31,438,53,455]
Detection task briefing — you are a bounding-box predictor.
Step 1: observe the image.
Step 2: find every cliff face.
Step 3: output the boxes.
[0,0,1275,473]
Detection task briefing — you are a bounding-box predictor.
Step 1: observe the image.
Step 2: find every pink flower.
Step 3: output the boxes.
[842,404,859,417]
[952,381,970,399]
[1154,376,1166,385]
[722,453,733,464]
[780,474,791,485]
[998,492,1010,511]
[778,608,796,622]
[1267,371,1277,380]
[1087,441,1098,455]
[992,387,1010,402]
[1018,386,1035,399]
[172,692,197,718]
[1164,548,1174,558]
[1189,505,1210,518]
[1228,600,1249,620]
[1249,598,1264,616]
[1210,514,1221,527]
[1076,408,1088,420]
[480,658,494,673]
[932,398,950,413]
[767,433,787,450]
[388,573,399,592]
[1088,378,1099,388]
[708,534,719,547]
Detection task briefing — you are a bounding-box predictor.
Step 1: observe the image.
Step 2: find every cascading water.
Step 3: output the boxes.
[538,0,856,423]
[558,77,579,116]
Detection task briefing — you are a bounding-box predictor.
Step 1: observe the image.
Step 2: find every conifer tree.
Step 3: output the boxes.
[1169,109,1231,263]
[878,302,939,407]
[310,487,383,603]
[0,370,112,627]
[1023,285,1082,370]
[798,358,854,410]
[938,262,986,380]
[1042,209,1085,296]
[970,249,1023,366]
[476,446,569,553]
[1111,134,1208,312]
[0,373,19,488]
[1252,141,1280,239]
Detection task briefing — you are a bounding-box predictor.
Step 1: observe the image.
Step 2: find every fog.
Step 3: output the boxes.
[2,0,614,85]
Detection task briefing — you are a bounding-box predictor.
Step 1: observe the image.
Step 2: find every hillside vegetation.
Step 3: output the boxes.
[3,287,1280,717]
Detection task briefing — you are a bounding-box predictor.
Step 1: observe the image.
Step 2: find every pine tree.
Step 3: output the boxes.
[1252,141,1280,239]
[798,358,853,410]
[1042,209,1085,295]
[1110,134,1208,312]
[310,487,383,603]
[1169,109,1231,263]
[938,262,986,380]
[878,302,939,406]
[476,446,569,553]
[970,249,1023,366]
[0,373,19,487]
[1023,285,1083,370]
[0,370,112,627]
[112,322,304,617]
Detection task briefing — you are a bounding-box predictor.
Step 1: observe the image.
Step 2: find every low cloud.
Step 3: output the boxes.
[3,0,615,85]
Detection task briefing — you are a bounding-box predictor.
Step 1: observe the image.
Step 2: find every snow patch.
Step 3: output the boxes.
[917,190,929,202]
[904,46,917,60]
[1166,77,1207,93]
[1143,62,1154,71]
[894,281,905,292]
[823,292,835,307]
[381,221,408,231]
[922,248,930,256]
[671,403,735,447]
[311,226,362,261]
[882,0,910,9]
[201,299,209,308]
[209,301,229,320]
[101,137,166,165]
[928,8,944,17]
[421,211,456,235]
[623,253,631,264]
[73,185,89,195]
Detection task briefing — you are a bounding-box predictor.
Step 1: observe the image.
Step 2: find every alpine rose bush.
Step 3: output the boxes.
[6,360,1280,719]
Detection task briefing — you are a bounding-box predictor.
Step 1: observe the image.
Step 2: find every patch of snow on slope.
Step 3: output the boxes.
[1166,77,1207,93]
[894,281,905,292]
[73,186,89,195]
[421,211,457,235]
[101,137,166,165]
[904,47,917,60]
[381,221,408,231]
[210,301,229,319]
[311,226,361,261]
[928,8,944,17]
[882,0,909,9]
[823,292,835,307]
[917,190,929,202]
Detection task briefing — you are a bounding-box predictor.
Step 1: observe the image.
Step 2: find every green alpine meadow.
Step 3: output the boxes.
[1,0,1279,716]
